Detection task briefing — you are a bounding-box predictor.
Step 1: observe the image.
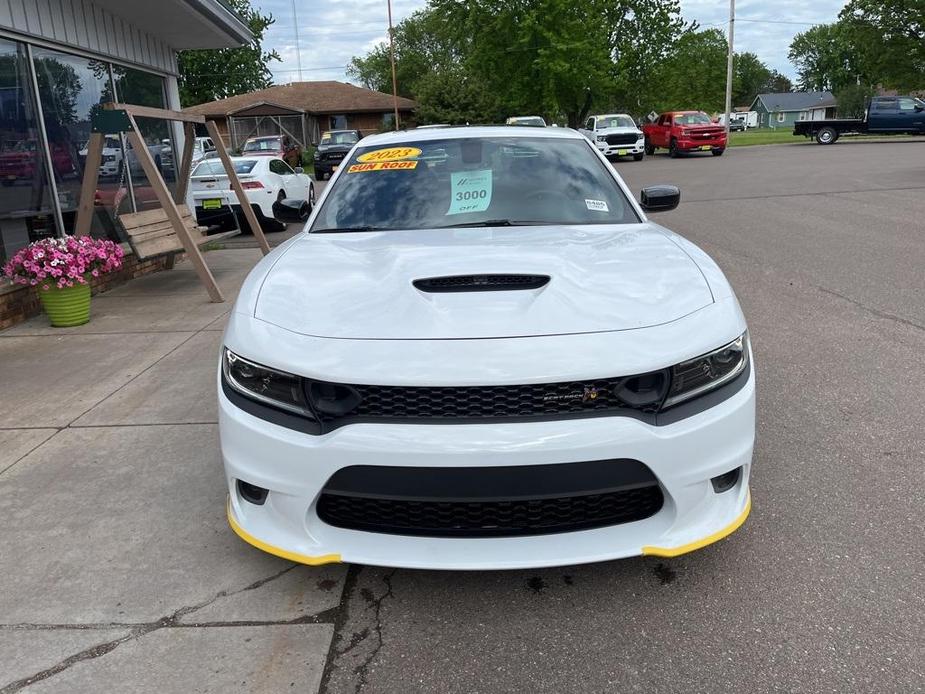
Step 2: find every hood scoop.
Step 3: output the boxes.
[413,274,550,293]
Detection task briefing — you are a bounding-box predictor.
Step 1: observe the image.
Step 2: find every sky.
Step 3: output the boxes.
[252,0,847,88]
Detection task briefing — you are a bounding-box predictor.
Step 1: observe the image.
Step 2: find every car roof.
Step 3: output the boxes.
[246,135,281,141]
[594,113,633,118]
[358,125,585,147]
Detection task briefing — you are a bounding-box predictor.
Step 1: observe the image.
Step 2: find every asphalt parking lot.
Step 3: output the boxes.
[1,138,923,693]
[320,140,925,693]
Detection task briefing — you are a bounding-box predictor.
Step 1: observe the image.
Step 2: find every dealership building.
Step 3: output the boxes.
[0,0,251,270]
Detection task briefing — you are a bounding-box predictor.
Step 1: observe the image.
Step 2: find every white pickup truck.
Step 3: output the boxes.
[578,113,645,161]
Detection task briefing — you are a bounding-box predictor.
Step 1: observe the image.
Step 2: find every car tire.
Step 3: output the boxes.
[712,148,725,157]
[669,138,679,158]
[816,126,838,145]
[262,191,288,233]
[644,138,655,155]
[633,153,644,161]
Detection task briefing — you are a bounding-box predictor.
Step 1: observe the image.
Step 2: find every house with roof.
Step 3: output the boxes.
[750,92,837,128]
[184,81,418,149]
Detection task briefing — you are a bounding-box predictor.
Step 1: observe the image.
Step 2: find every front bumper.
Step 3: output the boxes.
[596,140,645,156]
[220,364,755,570]
[676,138,726,151]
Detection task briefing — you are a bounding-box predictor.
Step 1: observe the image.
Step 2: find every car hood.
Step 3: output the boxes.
[597,127,642,136]
[317,144,354,153]
[254,224,714,339]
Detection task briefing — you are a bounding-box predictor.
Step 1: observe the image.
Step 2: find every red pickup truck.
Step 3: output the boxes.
[642,111,727,157]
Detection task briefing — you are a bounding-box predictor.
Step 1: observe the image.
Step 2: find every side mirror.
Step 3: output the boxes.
[272,198,310,223]
[294,166,304,174]
[915,104,924,112]
[640,185,680,213]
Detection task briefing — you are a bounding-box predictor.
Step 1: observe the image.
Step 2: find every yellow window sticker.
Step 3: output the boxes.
[356,147,422,163]
[348,161,419,173]
[447,170,492,215]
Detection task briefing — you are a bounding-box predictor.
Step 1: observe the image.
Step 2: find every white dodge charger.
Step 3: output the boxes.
[219,126,754,570]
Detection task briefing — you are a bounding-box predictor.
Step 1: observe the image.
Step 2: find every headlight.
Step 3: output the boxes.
[313,151,320,160]
[222,349,314,417]
[596,135,607,142]
[662,333,749,409]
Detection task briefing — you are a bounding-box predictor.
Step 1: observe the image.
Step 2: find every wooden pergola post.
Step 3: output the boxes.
[74,103,275,302]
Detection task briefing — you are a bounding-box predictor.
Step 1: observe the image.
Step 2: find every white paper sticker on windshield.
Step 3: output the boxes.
[585,199,609,212]
[447,170,493,215]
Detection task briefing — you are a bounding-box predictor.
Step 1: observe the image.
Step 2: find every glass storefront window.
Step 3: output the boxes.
[31,47,121,241]
[0,40,57,264]
[113,66,174,205]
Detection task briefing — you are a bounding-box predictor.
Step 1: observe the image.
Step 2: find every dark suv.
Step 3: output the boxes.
[313,130,362,179]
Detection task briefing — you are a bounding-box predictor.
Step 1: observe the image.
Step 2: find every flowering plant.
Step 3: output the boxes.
[2,236,124,290]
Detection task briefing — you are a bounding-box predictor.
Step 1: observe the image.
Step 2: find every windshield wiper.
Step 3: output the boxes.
[311,225,386,233]
[439,219,548,228]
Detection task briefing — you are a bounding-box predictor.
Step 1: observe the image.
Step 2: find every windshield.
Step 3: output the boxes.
[310,136,639,232]
[674,113,713,126]
[193,159,257,176]
[243,138,280,152]
[508,117,546,126]
[599,116,636,129]
[321,131,359,146]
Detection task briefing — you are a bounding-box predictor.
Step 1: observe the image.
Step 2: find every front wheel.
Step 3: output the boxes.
[644,138,655,155]
[816,126,838,145]
[712,148,725,157]
[668,138,679,158]
[633,153,644,161]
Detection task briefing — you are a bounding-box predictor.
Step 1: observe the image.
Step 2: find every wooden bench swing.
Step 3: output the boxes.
[75,103,272,302]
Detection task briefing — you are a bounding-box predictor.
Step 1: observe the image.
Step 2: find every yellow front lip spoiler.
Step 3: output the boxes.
[226,491,750,566]
[641,491,751,558]
[226,499,341,566]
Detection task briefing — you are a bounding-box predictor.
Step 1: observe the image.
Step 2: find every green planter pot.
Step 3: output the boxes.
[38,281,91,327]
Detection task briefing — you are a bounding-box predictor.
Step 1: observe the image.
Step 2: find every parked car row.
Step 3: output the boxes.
[575,111,728,160]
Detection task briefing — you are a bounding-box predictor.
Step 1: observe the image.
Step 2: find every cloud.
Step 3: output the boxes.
[253,0,847,85]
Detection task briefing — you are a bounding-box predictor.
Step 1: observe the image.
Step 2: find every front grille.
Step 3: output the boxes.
[413,274,549,292]
[316,461,664,537]
[605,133,639,145]
[310,376,656,426]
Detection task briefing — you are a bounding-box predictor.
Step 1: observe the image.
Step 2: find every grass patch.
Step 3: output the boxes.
[728,129,807,147]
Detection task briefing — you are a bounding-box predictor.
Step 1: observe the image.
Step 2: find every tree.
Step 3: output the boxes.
[834,82,874,118]
[178,0,280,106]
[652,29,728,113]
[839,0,925,91]
[733,52,772,105]
[765,70,793,94]
[347,0,690,125]
[788,23,862,92]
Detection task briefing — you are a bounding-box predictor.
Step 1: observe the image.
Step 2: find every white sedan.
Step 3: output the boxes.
[219,127,754,569]
[187,156,315,232]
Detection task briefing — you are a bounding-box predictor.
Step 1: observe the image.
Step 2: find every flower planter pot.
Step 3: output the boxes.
[38,281,91,327]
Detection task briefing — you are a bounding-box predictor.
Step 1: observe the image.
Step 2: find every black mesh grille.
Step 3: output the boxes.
[317,485,663,537]
[605,133,639,145]
[311,377,656,425]
[413,274,549,292]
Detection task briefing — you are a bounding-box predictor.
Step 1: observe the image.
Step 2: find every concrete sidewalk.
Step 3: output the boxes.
[0,250,346,693]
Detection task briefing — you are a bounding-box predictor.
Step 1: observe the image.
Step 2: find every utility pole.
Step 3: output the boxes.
[292,0,303,81]
[387,0,400,130]
[723,0,735,136]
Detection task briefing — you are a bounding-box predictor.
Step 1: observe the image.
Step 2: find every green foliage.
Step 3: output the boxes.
[348,0,691,126]
[652,29,728,113]
[788,23,860,92]
[834,83,874,118]
[178,0,280,107]
[839,0,925,92]
[733,52,771,105]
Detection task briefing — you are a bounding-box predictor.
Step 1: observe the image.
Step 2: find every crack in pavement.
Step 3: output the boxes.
[0,564,308,692]
[353,569,397,694]
[318,567,398,694]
